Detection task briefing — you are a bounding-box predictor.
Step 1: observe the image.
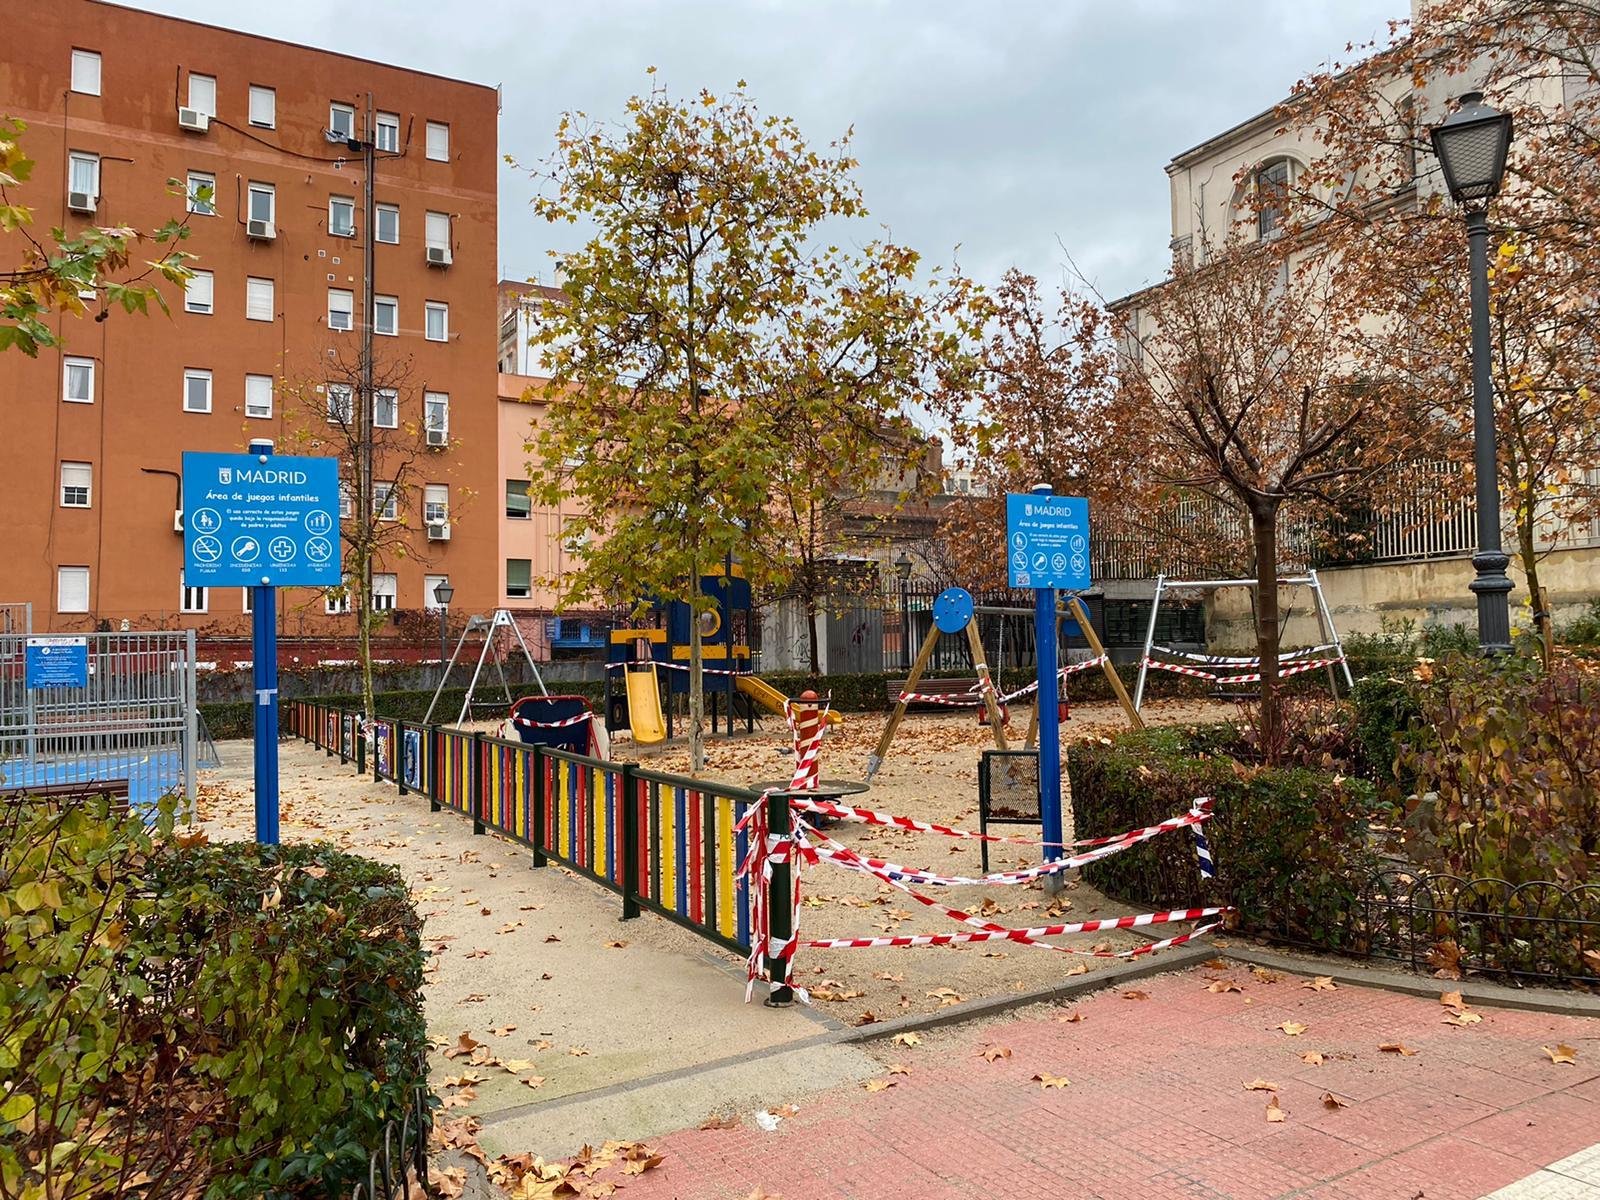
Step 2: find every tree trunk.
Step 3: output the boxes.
[805,587,821,675]
[356,540,375,740]
[689,578,706,774]
[1518,513,1544,664]
[1250,502,1282,754]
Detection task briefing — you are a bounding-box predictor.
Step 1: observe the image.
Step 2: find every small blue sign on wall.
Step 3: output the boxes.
[25,636,89,689]
[182,451,342,589]
[1006,493,1091,591]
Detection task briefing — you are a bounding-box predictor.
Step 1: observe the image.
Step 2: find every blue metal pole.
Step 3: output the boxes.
[252,584,279,843]
[1032,484,1063,861]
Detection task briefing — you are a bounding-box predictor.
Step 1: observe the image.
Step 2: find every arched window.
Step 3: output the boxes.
[1253,157,1294,239]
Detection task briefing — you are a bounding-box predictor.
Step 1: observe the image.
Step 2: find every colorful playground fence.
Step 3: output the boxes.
[285,701,757,956]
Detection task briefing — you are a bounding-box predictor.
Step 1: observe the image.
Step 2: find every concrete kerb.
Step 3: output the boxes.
[1212,942,1600,1019]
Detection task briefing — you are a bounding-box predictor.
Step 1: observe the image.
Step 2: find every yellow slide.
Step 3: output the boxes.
[624,665,667,745]
[737,675,843,726]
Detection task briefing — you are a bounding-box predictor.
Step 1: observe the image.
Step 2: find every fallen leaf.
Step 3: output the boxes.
[1032,1072,1070,1089]
[479,906,492,917]
[442,1032,482,1060]
[440,1089,474,1110]
[874,972,905,983]
[1250,966,1282,983]
[464,948,491,959]
[1427,939,1463,980]
[1056,1011,1086,1024]
[520,1076,546,1089]
[1302,976,1337,992]
[567,1046,589,1057]
[491,1025,517,1037]
[1321,1091,1348,1110]
[980,1046,1012,1063]
[1439,990,1465,1010]
[1202,957,1230,970]
[926,987,964,1006]
[891,1032,923,1047]
[605,940,628,949]
[1065,962,1090,976]
[1121,990,1151,1001]
[863,1078,896,1092]
[1276,1022,1308,1037]
[1243,1079,1280,1092]
[495,921,524,935]
[699,1114,739,1130]
[621,1154,664,1175]
[544,934,562,943]
[743,1189,783,1200]
[1541,1044,1578,1065]
[1379,1042,1418,1056]
[1443,1011,1483,1027]
[887,1063,911,1076]
[1205,978,1244,994]
[1300,1051,1325,1066]
[1265,1095,1286,1123]
[772,1104,799,1118]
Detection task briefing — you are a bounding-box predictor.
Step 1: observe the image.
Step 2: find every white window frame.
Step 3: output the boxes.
[374,387,399,429]
[338,480,355,519]
[63,357,95,404]
[328,195,355,238]
[375,203,400,244]
[424,210,451,251]
[324,586,352,615]
[373,294,399,337]
[71,50,102,97]
[375,111,400,152]
[424,574,449,611]
[186,170,215,216]
[180,579,208,614]
[327,383,354,426]
[425,121,449,162]
[57,566,90,614]
[183,368,212,413]
[247,182,275,225]
[60,462,92,508]
[424,484,449,525]
[184,270,214,315]
[424,391,449,441]
[327,289,354,332]
[329,102,356,141]
[246,276,274,322]
[374,481,399,521]
[244,373,273,419]
[371,573,398,612]
[68,152,100,200]
[248,84,276,128]
[187,72,216,117]
[242,588,253,614]
[424,301,448,342]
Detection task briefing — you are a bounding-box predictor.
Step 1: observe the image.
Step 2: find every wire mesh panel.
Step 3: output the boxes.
[0,625,200,817]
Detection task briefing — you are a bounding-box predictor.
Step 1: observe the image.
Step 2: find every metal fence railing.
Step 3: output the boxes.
[286,702,759,955]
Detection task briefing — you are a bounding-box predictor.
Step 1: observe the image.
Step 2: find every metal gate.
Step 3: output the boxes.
[0,604,206,817]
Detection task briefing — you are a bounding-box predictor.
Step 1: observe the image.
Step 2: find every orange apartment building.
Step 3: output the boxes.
[1,0,501,641]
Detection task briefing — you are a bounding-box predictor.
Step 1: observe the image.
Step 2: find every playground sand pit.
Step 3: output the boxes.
[613,696,1233,1025]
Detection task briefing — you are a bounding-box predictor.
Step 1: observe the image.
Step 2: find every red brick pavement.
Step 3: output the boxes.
[608,965,1600,1200]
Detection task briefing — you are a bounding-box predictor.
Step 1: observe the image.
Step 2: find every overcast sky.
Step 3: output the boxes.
[138,0,1401,302]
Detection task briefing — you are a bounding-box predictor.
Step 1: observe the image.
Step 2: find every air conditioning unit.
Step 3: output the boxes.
[177,107,210,133]
[425,245,452,267]
[246,219,276,241]
[173,510,184,533]
[425,426,449,448]
[67,191,96,215]
[426,521,451,542]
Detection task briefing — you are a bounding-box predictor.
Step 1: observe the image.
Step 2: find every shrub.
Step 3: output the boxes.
[1341,617,1419,679]
[0,796,427,1199]
[1399,655,1600,884]
[1068,725,1380,948]
[1559,596,1600,646]
[1348,673,1423,792]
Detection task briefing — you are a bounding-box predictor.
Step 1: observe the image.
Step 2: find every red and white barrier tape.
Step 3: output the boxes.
[801,905,1230,949]
[896,656,1109,708]
[511,711,594,729]
[998,655,1109,702]
[1140,656,1344,685]
[1149,643,1337,667]
[789,795,1214,849]
[605,660,752,677]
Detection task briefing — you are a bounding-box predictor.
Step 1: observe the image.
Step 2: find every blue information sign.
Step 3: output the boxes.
[182,451,341,588]
[1006,493,1091,590]
[25,636,89,689]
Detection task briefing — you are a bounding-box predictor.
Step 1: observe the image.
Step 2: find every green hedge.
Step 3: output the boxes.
[0,796,427,1198]
[1068,725,1380,948]
[1348,674,1422,793]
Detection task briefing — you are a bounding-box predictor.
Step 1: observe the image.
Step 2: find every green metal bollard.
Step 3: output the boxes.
[763,790,794,1007]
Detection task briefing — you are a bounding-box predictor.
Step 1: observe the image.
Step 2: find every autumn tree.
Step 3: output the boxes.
[935,269,1118,584]
[1,116,195,355]
[281,344,449,730]
[756,244,982,672]
[1281,0,1600,627]
[526,80,867,772]
[1111,234,1403,739]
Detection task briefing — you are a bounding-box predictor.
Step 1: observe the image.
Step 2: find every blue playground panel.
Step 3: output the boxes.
[0,750,183,813]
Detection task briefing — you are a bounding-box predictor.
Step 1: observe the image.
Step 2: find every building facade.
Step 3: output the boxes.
[2,0,500,637]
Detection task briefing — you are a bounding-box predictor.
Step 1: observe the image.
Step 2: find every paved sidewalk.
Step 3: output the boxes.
[592,963,1600,1200]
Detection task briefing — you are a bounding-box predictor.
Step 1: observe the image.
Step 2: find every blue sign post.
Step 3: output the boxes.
[183,444,340,843]
[1007,487,1092,871]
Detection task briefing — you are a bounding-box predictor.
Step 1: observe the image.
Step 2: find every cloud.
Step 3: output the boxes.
[139,0,1400,298]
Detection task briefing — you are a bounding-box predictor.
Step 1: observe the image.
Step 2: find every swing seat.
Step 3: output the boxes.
[509,695,598,755]
[975,702,1011,728]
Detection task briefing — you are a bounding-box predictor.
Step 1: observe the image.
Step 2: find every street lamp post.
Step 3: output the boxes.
[433,580,455,681]
[1430,91,1516,655]
[894,552,913,671]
